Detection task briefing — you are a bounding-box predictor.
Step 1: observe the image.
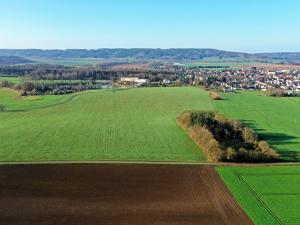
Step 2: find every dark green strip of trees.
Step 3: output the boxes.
[178,111,279,163]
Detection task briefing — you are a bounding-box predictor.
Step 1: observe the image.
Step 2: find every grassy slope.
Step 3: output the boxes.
[0,76,22,84]
[0,87,211,162]
[28,57,103,66]
[0,88,73,111]
[217,166,300,225]
[213,91,300,162]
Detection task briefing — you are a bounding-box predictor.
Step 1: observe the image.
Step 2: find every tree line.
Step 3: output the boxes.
[0,64,181,83]
[177,111,279,163]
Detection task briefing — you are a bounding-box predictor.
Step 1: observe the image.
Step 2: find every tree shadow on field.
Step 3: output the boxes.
[239,119,300,162]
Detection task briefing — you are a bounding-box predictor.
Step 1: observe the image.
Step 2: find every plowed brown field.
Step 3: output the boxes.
[0,164,253,225]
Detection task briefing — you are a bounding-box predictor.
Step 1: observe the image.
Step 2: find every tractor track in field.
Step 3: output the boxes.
[3,91,90,113]
[233,169,284,225]
[3,88,133,113]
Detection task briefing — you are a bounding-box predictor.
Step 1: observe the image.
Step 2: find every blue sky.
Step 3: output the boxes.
[0,0,299,52]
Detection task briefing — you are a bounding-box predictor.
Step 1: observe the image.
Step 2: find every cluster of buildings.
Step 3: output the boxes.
[119,63,300,93]
[190,68,300,93]
[119,77,149,86]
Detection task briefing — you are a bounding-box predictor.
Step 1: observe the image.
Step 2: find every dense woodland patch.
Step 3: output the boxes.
[178,111,279,162]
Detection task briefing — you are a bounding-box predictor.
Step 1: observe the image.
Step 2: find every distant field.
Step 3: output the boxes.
[214,91,300,162]
[0,88,73,111]
[185,59,300,70]
[185,59,269,70]
[218,166,300,225]
[29,57,137,66]
[185,61,255,70]
[0,76,22,84]
[0,87,211,162]
[28,57,103,66]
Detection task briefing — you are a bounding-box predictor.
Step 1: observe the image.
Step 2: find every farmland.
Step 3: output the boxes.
[0,87,211,162]
[0,164,253,225]
[217,166,300,225]
[29,57,104,66]
[0,76,22,84]
[0,88,74,111]
[214,91,300,162]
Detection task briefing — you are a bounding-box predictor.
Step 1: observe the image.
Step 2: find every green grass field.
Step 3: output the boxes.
[0,87,211,162]
[213,91,300,162]
[217,166,300,225]
[0,76,22,84]
[184,59,274,70]
[0,88,74,111]
[28,57,103,66]
[28,57,137,66]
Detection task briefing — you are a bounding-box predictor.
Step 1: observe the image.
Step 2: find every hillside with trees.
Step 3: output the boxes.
[0,56,34,65]
[1,48,300,63]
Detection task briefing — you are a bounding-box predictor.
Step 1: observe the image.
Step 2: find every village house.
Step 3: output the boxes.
[120,77,149,86]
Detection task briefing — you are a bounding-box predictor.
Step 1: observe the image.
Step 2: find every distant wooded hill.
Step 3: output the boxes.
[1,49,300,62]
[0,55,35,65]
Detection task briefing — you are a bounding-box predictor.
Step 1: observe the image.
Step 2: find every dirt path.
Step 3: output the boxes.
[0,164,253,225]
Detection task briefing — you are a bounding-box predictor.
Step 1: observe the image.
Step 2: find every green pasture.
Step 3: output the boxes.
[29,57,103,66]
[29,57,136,66]
[0,87,211,162]
[0,76,22,84]
[185,59,276,70]
[0,88,73,111]
[214,91,300,162]
[218,166,300,225]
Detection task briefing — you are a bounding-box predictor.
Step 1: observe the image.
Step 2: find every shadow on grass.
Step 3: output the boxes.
[239,119,300,162]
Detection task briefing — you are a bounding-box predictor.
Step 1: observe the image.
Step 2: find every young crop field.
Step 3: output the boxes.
[0,87,212,162]
[213,91,300,162]
[217,166,300,225]
[0,88,74,111]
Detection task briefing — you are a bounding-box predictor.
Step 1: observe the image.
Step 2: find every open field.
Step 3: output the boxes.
[0,88,74,111]
[0,76,22,84]
[185,60,300,70]
[214,91,300,162]
[0,164,253,225]
[28,57,141,66]
[0,87,211,162]
[185,61,261,70]
[218,166,300,225]
[28,57,104,66]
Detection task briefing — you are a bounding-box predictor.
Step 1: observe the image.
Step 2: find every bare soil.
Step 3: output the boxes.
[0,164,253,225]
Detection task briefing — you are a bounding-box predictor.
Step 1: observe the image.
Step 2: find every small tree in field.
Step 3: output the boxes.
[0,104,5,112]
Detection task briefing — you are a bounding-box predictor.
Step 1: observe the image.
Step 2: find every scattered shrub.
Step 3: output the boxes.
[266,88,285,97]
[0,104,5,112]
[209,91,223,100]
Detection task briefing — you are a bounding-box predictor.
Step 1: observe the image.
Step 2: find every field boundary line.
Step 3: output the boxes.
[0,160,299,166]
[262,193,300,196]
[238,173,300,176]
[233,169,284,225]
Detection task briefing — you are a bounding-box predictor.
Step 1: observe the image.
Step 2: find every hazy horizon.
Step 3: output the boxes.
[2,48,300,54]
[1,0,300,53]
